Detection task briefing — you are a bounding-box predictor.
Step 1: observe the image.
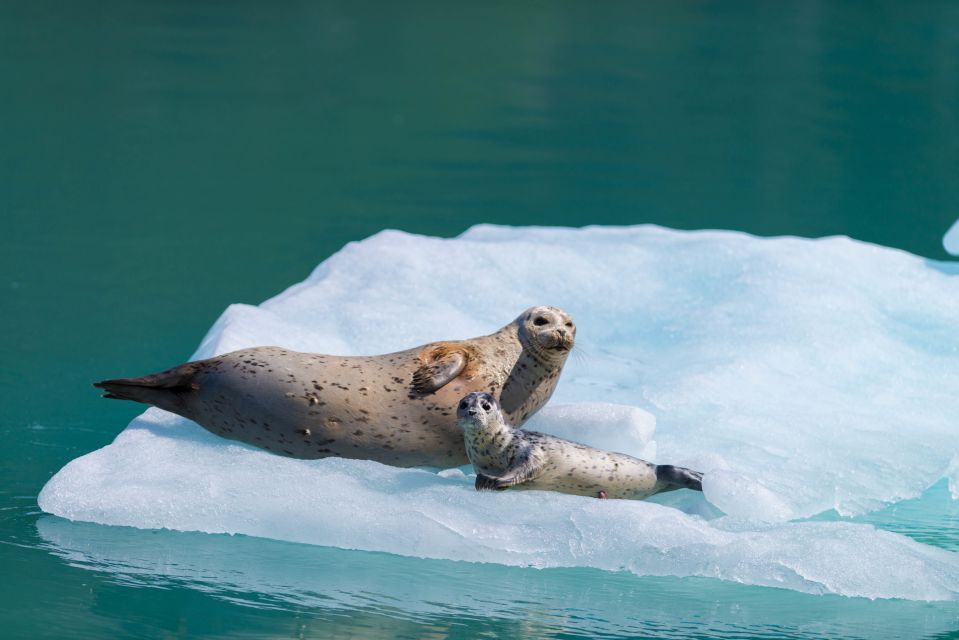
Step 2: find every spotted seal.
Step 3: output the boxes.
[95,306,575,468]
[457,392,703,499]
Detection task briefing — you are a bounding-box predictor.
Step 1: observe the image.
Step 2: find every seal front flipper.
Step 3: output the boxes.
[409,346,468,398]
[474,446,544,491]
[475,473,509,491]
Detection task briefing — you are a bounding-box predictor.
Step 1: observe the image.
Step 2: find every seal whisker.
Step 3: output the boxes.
[570,344,592,366]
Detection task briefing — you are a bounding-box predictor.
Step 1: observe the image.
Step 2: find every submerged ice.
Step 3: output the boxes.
[39,225,959,600]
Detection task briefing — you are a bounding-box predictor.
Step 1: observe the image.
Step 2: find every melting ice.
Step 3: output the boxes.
[945,217,959,256]
[39,225,959,600]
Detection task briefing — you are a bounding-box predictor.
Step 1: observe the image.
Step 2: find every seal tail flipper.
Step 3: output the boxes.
[94,363,201,414]
[655,464,704,492]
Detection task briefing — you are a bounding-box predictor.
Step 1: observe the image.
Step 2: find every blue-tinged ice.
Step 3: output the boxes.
[39,225,959,600]
[945,217,959,256]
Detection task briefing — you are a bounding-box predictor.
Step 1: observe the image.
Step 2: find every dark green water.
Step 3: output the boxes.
[3,2,959,638]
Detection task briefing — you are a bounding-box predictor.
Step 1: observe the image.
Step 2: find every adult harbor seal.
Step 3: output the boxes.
[95,306,575,468]
[457,392,703,499]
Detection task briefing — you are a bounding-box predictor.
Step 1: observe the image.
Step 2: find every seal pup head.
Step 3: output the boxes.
[515,306,576,361]
[456,392,505,435]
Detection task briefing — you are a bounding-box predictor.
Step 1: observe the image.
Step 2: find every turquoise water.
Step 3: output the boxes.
[3,2,959,638]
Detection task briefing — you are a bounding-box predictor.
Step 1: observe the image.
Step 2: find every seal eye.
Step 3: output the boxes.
[458,400,467,410]
[481,402,491,411]
[533,317,548,326]
[565,322,573,328]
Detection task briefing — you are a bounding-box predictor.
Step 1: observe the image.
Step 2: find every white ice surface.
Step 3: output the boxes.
[40,225,959,600]
[945,217,959,256]
[525,402,658,461]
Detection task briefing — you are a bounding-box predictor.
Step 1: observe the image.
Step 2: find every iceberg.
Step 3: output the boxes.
[39,225,959,600]
[946,217,959,256]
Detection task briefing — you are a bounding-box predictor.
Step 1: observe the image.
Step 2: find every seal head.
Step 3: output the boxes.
[516,306,576,361]
[496,307,575,422]
[457,392,501,431]
[457,392,512,466]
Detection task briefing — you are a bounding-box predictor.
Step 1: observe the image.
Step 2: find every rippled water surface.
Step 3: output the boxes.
[3,1,959,638]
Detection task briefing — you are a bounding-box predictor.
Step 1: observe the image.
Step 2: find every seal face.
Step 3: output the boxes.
[94,306,574,468]
[457,392,703,500]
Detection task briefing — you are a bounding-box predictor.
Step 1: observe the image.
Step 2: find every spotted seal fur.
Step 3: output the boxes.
[457,392,703,499]
[95,306,575,468]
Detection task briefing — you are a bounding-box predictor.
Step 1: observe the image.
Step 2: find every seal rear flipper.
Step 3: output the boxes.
[94,362,202,414]
[409,347,468,398]
[655,464,703,492]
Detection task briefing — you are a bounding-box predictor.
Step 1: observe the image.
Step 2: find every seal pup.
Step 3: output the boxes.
[95,306,575,468]
[457,392,703,499]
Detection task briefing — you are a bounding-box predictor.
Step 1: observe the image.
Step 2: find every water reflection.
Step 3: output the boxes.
[37,515,959,639]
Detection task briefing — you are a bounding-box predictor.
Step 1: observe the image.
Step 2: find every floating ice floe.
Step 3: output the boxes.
[39,225,959,600]
[945,217,959,256]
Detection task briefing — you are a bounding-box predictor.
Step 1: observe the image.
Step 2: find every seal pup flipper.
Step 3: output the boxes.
[475,473,509,491]
[409,346,468,398]
[474,446,544,491]
[655,465,703,492]
[474,465,541,491]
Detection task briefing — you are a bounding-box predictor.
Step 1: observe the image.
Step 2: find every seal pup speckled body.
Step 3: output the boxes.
[457,392,703,499]
[95,306,575,468]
